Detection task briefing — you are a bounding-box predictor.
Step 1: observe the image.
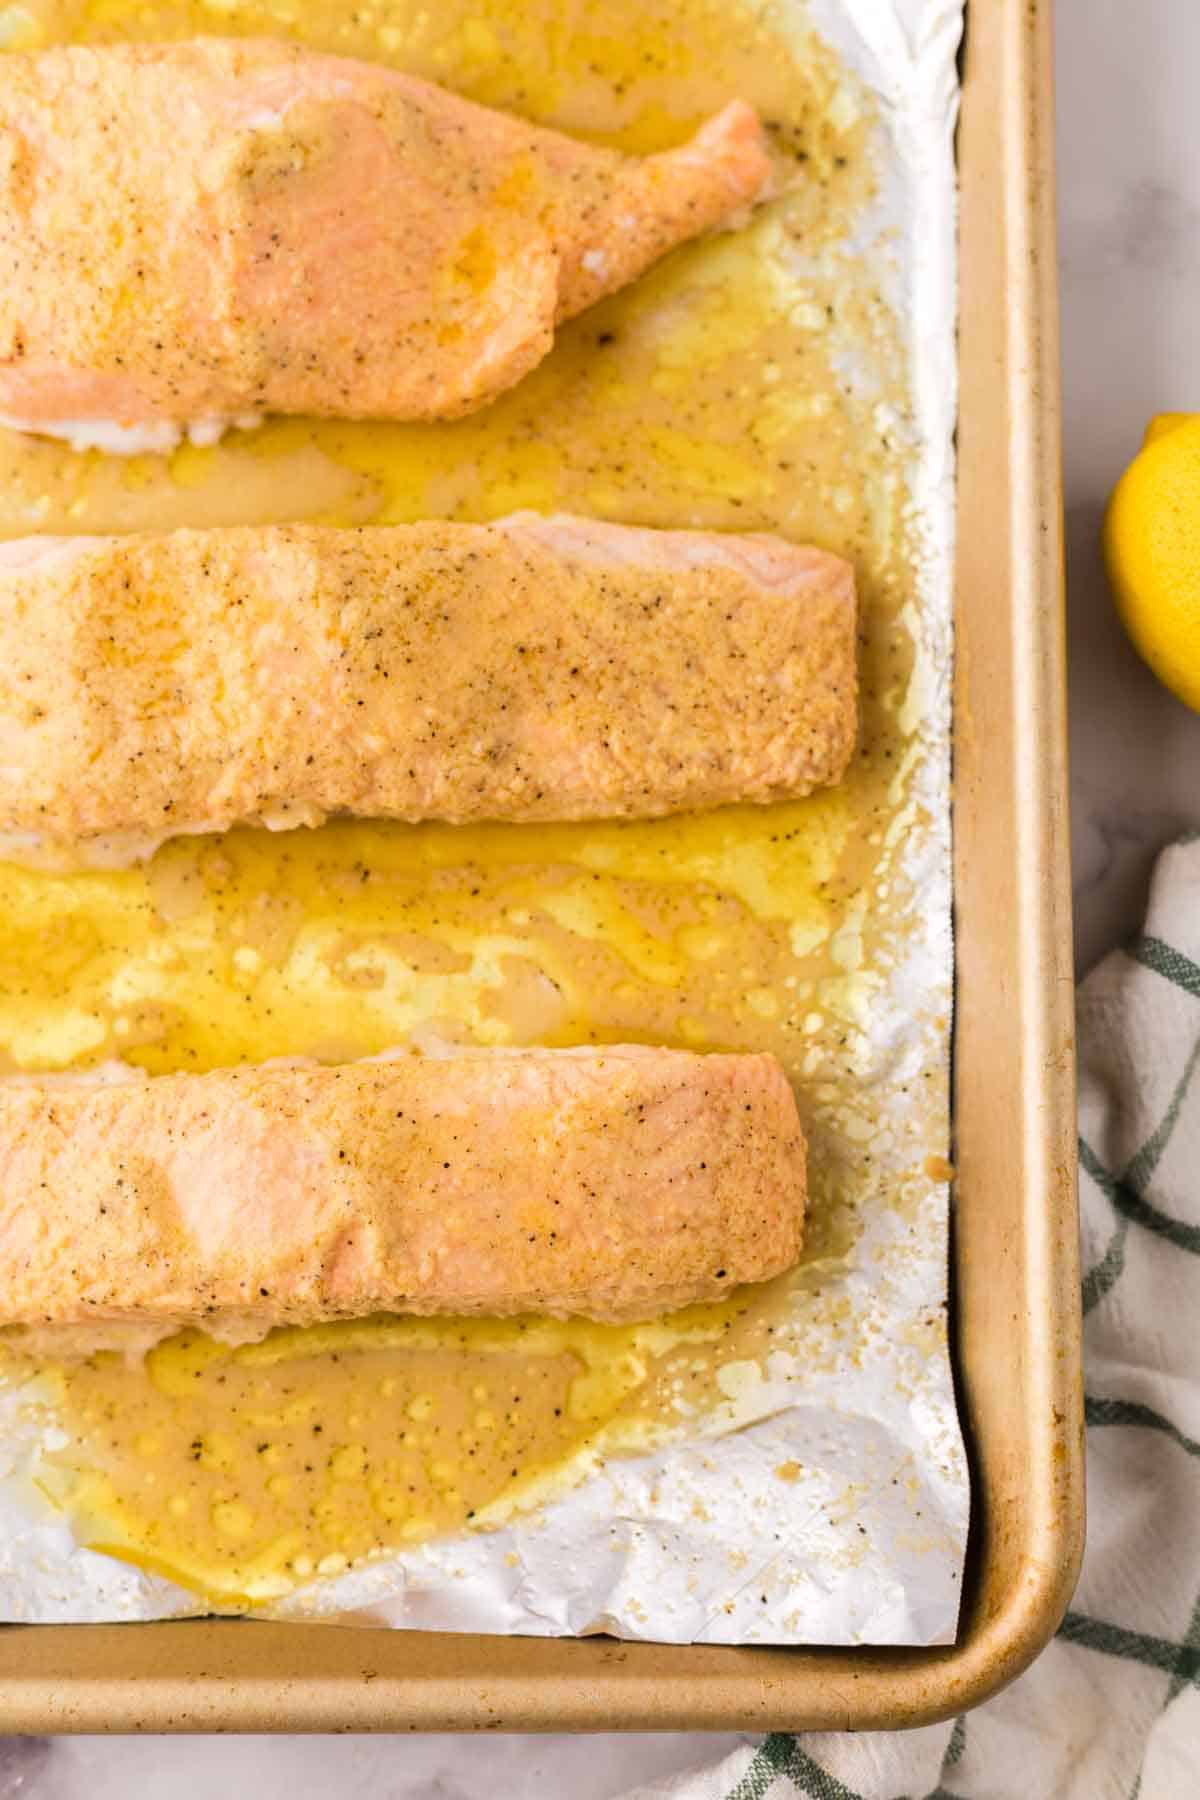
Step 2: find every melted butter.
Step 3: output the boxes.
[0,798,855,1072]
[0,0,935,1608]
[28,1294,777,1604]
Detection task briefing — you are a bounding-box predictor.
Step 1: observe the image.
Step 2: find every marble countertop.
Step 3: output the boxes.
[1063,0,1200,972]
[3,0,1198,1791]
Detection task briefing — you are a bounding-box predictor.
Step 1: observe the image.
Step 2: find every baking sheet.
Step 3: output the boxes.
[0,0,968,1645]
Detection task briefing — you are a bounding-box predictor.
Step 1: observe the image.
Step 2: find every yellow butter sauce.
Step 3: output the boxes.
[0,801,856,1071]
[28,1300,771,1603]
[0,0,935,1606]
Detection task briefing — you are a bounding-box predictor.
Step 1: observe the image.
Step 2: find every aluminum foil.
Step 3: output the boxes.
[0,0,968,1645]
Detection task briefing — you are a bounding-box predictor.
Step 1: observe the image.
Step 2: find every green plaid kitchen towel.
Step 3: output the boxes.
[623,835,1200,1800]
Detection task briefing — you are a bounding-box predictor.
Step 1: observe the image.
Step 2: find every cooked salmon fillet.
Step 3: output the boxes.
[0,516,857,869]
[0,38,770,449]
[0,1047,807,1351]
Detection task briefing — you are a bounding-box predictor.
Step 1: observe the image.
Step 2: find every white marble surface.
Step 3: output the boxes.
[1,0,1198,1791]
[1061,0,1200,972]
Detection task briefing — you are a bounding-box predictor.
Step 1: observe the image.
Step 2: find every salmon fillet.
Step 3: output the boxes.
[0,516,857,869]
[0,1047,807,1351]
[0,38,770,449]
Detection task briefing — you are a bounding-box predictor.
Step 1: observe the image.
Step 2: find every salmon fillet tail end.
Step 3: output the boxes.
[552,100,774,322]
[0,1047,807,1355]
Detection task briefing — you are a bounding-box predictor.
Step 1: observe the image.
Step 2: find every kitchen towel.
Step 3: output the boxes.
[624,833,1200,1799]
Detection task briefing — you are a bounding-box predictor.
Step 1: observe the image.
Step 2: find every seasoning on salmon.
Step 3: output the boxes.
[0,516,858,869]
[0,38,771,451]
[0,1047,807,1352]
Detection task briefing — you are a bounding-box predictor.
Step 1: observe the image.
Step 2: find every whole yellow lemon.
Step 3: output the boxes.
[1104,414,1200,711]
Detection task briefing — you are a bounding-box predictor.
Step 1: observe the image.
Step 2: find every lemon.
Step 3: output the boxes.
[1104,413,1200,711]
